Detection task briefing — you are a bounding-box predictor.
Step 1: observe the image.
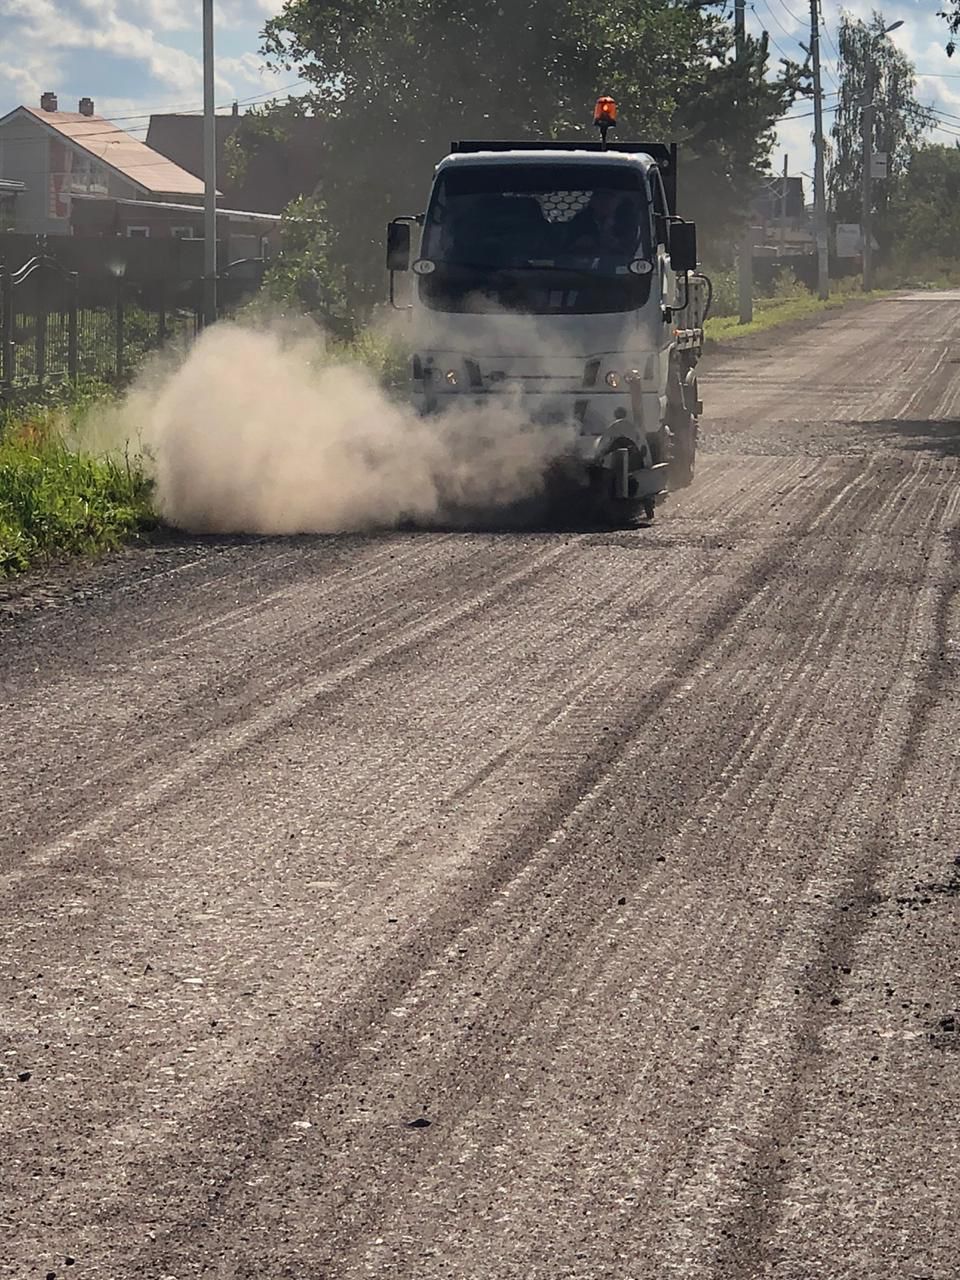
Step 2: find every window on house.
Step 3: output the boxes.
[126,226,150,238]
[171,226,196,239]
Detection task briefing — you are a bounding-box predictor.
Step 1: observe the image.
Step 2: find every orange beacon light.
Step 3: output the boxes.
[594,96,618,145]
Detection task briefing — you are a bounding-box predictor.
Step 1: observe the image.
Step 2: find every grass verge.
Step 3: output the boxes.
[0,392,155,578]
[704,279,883,344]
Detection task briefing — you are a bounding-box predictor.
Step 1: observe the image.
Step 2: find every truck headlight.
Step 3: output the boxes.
[605,370,621,389]
[445,369,460,387]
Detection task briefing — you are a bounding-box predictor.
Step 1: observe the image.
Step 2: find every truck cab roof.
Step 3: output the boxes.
[436,149,656,171]
[437,141,678,213]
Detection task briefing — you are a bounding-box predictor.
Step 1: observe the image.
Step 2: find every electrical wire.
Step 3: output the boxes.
[100,79,310,125]
[0,78,314,150]
[0,78,310,136]
[773,0,805,24]
[781,99,840,120]
[748,2,796,63]
[752,0,796,42]
[818,3,843,64]
[925,102,960,125]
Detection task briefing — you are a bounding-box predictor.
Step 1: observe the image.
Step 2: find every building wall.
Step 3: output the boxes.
[0,111,139,235]
[70,198,279,260]
[0,113,49,233]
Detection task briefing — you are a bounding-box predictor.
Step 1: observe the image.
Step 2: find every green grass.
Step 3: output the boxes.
[704,276,881,343]
[0,393,155,578]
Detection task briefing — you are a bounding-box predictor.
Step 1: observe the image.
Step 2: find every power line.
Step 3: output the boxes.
[781,100,840,121]
[748,3,795,63]
[1,78,309,133]
[925,102,960,125]
[100,79,310,126]
[752,0,795,41]
[773,0,805,24]
[818,5,842,64]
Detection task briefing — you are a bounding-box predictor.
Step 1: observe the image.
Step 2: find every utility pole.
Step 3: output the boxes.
[809,0,829,300]
[861,61,874,292]
[861,23,902,293]
[202,0,217,327]
[780,153,789,257]
[735,0,753,323]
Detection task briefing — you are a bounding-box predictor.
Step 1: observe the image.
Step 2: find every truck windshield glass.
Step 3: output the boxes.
[418,163,654,315]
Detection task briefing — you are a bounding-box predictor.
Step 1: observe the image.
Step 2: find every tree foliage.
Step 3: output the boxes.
[260,193,348,324]
[259,0,802,315]
[827,12,930,232]
[940,2,960,58]
[887,143,960,260]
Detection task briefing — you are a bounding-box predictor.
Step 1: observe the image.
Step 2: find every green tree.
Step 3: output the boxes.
[261,0,801,315]
[939,3,960,57]
[887,143,960,261]
[676,26,803,250]
[827,12,930,241]
[260,193,349,324]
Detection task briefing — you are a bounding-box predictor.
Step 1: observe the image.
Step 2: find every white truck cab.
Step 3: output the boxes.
[386,105,710,522]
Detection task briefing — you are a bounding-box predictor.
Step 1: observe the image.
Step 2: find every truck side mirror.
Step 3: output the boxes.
[386,221,412,272]
[669,221,697,273]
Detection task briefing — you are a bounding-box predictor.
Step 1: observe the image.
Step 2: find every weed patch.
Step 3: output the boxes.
[0,390,155,577]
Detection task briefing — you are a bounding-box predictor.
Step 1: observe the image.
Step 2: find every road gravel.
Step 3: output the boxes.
[2,294,958,1279]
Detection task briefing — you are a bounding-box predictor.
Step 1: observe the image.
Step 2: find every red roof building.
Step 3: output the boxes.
[0,94,216,236]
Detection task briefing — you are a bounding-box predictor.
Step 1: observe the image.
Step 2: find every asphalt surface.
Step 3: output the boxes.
[2,293,959,1279]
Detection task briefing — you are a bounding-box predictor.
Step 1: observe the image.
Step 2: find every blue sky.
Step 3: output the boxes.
[1,0,959,190]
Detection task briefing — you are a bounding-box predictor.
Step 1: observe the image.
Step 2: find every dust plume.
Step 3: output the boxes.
[102,320,573,534]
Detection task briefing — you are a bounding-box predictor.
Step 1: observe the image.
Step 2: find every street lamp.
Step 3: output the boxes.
[862,20,904,292]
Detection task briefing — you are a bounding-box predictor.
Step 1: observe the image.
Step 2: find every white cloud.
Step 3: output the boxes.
[0,0,293,118]
[753,0,960,174]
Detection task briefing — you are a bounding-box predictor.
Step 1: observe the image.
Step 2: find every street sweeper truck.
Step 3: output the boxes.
[386,98,710,523]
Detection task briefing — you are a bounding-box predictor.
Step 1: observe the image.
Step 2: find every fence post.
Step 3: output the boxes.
[35,261,47,385]
[0,267,12,390]
[67,271,79,384]
[115,283,124,380]
[158,280,167,346]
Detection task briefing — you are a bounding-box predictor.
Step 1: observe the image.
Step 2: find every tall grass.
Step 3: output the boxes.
[703,268,875,342]
[0,389,154,577]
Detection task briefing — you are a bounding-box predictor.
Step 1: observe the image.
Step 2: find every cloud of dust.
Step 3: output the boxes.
[97,319,575,534]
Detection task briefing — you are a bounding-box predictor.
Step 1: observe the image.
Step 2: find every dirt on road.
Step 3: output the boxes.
[1,294,959,1279]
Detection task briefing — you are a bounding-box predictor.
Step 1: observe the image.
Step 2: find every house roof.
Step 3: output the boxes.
[71,193,281,223]
[1,106,209,198]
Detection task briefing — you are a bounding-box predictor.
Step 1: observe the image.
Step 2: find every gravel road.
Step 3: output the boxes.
[2,294,959,1279]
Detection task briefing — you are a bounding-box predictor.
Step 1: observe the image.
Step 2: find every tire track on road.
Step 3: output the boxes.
[89,454,935,1276]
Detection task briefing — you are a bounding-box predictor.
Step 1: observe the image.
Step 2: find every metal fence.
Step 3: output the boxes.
[0,235,265,401]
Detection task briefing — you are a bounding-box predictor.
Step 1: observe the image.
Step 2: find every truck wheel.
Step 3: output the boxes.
[589,442,653,529]
[668,409,698,490]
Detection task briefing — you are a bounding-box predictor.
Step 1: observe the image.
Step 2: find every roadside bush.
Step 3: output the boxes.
[873,253,960,291]
[707,267,739,318]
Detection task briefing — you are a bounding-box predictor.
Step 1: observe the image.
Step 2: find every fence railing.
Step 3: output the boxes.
[0,237,266,400]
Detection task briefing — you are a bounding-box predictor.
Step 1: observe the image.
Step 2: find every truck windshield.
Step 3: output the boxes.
[418,163,655,315]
